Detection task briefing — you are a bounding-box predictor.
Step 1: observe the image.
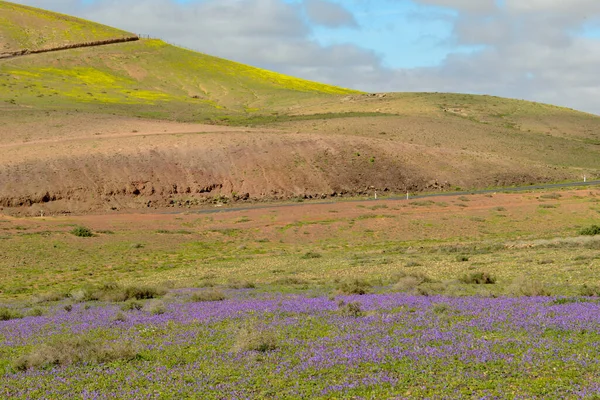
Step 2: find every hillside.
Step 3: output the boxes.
[0,1,132,53]
[0,2,599,215]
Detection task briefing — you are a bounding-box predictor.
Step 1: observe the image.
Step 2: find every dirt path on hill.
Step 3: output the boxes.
[0,127,256,149]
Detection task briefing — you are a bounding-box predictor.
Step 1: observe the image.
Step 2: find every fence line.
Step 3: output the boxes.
[0,35,139,60]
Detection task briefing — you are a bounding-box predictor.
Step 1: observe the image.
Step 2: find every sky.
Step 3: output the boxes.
[11,0,600,114]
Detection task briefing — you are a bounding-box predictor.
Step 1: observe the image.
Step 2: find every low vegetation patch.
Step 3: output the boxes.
[12,335,139,371]
[540,193,562,200]
[580,225,600,236]
[0,307,24,321]
[70,226,94,237]
[70,283,166,303]
[580,284,600,297]
[459,272,496,285]
[189,289,227,302]
[337,300,364,317]
[120,300,144,311]
[336,279,372,295]
[392,272,433,293]
[233,323,279,353]
[301,251,322,259]
[508,276,551,297]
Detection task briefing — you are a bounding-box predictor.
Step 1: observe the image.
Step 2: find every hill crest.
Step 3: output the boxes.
[0,0,133,53]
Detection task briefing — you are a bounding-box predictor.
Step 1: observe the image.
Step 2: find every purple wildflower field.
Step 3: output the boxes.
[2,292,600,399]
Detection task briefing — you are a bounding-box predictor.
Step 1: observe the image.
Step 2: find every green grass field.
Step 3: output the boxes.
[1,189,599,301]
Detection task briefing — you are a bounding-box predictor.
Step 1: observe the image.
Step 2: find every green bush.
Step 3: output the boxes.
[27,307,45,317]
[189,289,227,302]
[233,324,278,353]
[120,300,144,311]
[337,279,371,295]
[70,283,166,303]
[579,225,600,236]
[0,307,24,321]
[338,301,363,317]
[460,272,496,285]
[301,252,322,259]
[580,284,600,297]
[71,226,94,237]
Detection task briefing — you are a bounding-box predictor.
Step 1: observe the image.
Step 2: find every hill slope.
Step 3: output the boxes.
[0,2,599,215]
[0,1,132,53]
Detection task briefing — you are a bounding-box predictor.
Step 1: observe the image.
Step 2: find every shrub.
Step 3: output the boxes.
[460,272,496,285]
[0,307,24,321]
[404,261,422,267]
[71,226,94,237]
[580,225,600,236]
[392,272,433,292]
[121,286,165,301]
[71,283,166,303]
[508,277,551,297]
[432,303,451,314]
[146,301,166,315]
[64,304,73,312]
[27,308,44,317]
[12,335,139,371]
[228,281,256,289]
[393,276,421,292]
[189,289,227,302]
[538,259,554,265]
[338,301,363,318]
[32,292,66,304]
[580,284,600,297]
[456,255,470,262]
[301,252,322,259]
[272,277,308,286]
[540,193,561,200]
[120,300,144,311]
[337,279,371,295]
[111,312,127,322]
[233,324,278,353]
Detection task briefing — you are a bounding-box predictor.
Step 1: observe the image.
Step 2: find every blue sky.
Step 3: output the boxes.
[10,0,600,114]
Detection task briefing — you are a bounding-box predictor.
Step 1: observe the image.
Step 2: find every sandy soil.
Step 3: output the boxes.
[0,111,583,215]
[2,188,598,244]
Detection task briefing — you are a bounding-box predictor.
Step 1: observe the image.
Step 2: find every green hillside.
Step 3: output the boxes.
[0,38,359,120]
[0,0,132,52]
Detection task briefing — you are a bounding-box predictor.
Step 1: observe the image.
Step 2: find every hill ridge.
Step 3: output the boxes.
[0,0,133,52]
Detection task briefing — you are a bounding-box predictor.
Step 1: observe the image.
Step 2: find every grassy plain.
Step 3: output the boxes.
[1,188,599,301]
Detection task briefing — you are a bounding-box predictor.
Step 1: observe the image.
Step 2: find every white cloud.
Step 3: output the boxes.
[416,0,496,13]
[304,0,358,28]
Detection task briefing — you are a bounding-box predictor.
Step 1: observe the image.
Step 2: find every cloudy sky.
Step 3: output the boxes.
[12,0,600,114]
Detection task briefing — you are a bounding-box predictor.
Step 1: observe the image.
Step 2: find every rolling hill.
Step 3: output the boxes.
[0,1,132,53]
[0,0,599,215]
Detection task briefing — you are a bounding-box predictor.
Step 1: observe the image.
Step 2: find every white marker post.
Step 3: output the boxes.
[584,175,587,183]
[374,191,377,200]
[406,192,409,200]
